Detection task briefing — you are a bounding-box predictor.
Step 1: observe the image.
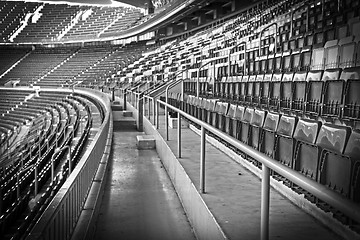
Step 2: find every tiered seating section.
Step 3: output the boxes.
[0,43,147,87]
[0,47,77,86]
[0,89,96,239]
[123,0,360,232]
[0,1,144,43]
[0,1,40,42]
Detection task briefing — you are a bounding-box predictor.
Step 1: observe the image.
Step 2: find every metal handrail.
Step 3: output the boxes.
[156,98,360,240]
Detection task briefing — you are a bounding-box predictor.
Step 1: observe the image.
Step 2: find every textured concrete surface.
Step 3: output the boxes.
[93,122,195,240]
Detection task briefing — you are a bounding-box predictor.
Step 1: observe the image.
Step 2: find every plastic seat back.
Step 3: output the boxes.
[293,119,321,181]
[317,124,352,198]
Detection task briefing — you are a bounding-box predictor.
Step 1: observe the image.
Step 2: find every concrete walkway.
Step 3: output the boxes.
[154,114,343,240]
[93,119,196,240]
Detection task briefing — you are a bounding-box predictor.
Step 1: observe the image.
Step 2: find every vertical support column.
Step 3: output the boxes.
[148,97,151,120]
[200,126,206,193]
[34,165,38,196]
[51,155,55,182]
[156,101,159,129]
[165,104,169,140]
[138,96,144,132]
[261,165,270,240]
[68,148,72,176]
[153,97,156,125]
[123,92,127,111]
[177,113,181,158]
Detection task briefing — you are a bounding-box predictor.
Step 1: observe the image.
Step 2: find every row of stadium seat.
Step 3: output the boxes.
[0,1,144,43]
[166,93,360,223]
[0,91,93,239]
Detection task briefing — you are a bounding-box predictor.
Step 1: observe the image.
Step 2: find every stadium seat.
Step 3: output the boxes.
[341,66,360,121]
[259,112,280,158]
[345,129,360,203]
[305,70,323,117]
[279,72,295,113]
[269,73,283,111]
[292,118,321,200]
[317,124,352,198]
[321,69,343,119]
[237,107,254,145]
[274,115,297,167]
[293,118,321,181]
[249,109,266,150]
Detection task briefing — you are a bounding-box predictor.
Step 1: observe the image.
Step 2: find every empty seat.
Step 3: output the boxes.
[305,70,324,117]
[274,115,297,168]
[231,105,245,138]
[293,118,321,181]
[311,45,325,70]
[324,40,340,69]
[279,72,295,113]
[342,66,360,120]
[339,36,356,68]
[260,112,281,158]
[321,69,343,118]
[292,71,308,114]
[211,102,229,130]
[249,109,266,151]
[237,107,254,144]
[260,73,272,109]
[345,130,360,203]
[317,124,352,198]
[292,118,321,200]
[224,104,236,136]
[269,73,283,111]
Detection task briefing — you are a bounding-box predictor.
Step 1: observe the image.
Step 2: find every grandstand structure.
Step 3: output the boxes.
[0,0,360,239]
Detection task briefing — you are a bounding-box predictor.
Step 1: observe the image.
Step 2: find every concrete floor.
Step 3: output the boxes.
[93,123,196,240]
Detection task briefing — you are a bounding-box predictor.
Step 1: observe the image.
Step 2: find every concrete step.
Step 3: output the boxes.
[111,105,123,111]
[136,135,156,150]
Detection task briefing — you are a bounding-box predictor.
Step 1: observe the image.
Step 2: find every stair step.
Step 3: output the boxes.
[136,135,156,150]
[111,105,123,111]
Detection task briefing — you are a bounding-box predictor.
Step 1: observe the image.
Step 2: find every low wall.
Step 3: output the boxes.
[128,102,228,240]
[24,88,112,240]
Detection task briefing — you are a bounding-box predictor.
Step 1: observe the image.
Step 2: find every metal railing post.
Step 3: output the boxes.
[153,97,156,125]
[165,103,169,140]
[34,165,38,196]
[138,95,144,132]
[200,126,206,193]
[123,91,127,111]
[177,113,181,158]
[156,100,159,129]
[261,165,270,240]
[67,146,71,176]
[148,97,151,120]
[51,154,55,182]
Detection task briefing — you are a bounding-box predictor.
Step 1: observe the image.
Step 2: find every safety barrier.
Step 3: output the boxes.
[131,94,360,240]
[26,88,111,240]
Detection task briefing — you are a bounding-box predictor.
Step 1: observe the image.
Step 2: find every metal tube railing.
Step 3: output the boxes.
[153,98,360,240]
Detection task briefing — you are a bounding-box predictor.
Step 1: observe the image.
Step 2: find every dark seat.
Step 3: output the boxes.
[342,67,360,121]
[305,70,323,117]
[291,71,308,115]
[321,69,343,119]
[237,107,254,145]
[293,118,321,200]
[260,112,281,158]
[317,124,352,198]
